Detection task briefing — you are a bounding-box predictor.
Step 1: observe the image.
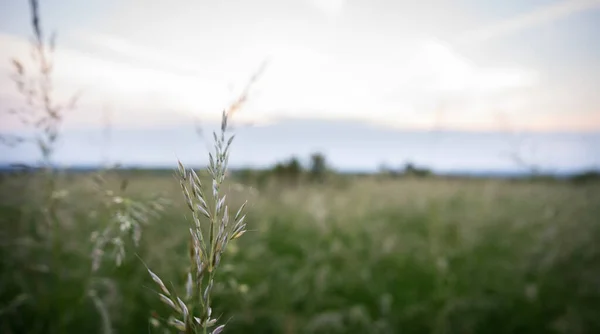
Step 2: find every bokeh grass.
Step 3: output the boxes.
[1,171,599,333]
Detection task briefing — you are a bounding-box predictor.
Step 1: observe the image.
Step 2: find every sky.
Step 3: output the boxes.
[0,0,599,171]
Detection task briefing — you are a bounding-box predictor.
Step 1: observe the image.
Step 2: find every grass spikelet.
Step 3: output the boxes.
[143,67,261,332]
[148,268,171,297]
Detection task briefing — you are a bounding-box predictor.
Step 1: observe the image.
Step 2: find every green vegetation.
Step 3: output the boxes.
[1,170,599,333]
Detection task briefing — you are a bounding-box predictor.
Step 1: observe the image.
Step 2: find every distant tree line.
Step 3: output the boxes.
[231,152,443,188]
[378,162,433,178]
[232,152,331,187]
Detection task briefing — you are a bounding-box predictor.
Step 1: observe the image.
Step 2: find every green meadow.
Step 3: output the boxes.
[1,169,599,333]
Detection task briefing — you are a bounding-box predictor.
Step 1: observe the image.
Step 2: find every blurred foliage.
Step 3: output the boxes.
[1,169,600,333]
[569,170,600,185]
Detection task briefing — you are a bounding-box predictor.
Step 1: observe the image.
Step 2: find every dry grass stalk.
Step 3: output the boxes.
[145,66,266,332]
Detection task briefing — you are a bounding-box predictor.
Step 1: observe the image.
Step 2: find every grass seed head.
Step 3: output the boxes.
[148,268,170,296]
[212,324,226,334]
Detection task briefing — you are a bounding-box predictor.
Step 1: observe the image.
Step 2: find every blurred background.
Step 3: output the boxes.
[0,0,599,333]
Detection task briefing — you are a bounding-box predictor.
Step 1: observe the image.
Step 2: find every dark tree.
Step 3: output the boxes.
[309,152,327,182]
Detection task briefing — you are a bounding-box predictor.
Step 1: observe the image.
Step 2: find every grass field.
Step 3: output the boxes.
[1,170,599,333]
[3,1,599,333]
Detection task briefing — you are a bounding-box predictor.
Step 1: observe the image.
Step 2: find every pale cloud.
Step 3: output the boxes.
[0,32,232,130]
[399,40,537,96]
[0,30,543,132]
[457,0,600,44]
[2,0,597,133]
[70,31,208,77]
[306,0,346,17]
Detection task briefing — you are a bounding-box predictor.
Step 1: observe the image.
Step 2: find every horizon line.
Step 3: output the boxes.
[1,161,597,175]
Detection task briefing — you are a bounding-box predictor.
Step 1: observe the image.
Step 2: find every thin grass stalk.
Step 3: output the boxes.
[145,65,267,332]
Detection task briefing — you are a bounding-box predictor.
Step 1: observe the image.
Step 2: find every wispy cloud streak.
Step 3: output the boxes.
[457,0,600,44]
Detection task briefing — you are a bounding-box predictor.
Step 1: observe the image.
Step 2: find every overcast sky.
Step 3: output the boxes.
[1,0,599,131]
[0,0,599,171]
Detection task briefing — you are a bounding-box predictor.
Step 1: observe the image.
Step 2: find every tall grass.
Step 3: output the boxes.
[0,2,166,332]
[144,110,249,334]
[3,172,599,333]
